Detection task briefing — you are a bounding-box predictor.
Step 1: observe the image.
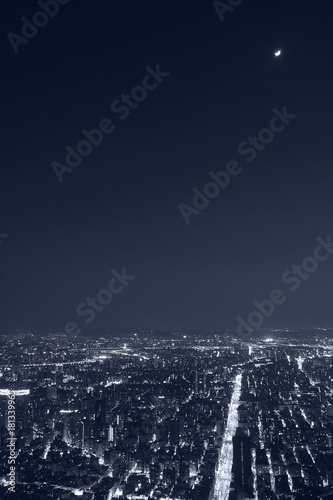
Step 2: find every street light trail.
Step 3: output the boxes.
[213,372,242,500]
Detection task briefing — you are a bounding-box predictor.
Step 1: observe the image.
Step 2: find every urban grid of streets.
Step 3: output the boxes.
[1,330,333,499]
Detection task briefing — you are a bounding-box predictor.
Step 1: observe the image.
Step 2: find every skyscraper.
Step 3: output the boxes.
[231,428,254,499]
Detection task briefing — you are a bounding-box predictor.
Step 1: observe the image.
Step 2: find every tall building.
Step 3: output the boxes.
[231,427,254,499]
[194,370,207,395]
[195,370,199,394]
[170,418,180,446]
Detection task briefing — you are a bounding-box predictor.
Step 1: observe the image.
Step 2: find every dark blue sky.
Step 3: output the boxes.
[1,0,333,332]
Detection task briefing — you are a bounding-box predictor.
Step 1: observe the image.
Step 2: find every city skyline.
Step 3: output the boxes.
[1,329,333,498]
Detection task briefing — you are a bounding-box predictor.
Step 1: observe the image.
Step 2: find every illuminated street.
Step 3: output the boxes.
[213,372,242,500]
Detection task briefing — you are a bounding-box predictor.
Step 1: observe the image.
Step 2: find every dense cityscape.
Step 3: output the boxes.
[1,329,333,499]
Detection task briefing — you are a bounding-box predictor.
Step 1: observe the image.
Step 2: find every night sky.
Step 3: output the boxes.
[1,0,333,332]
